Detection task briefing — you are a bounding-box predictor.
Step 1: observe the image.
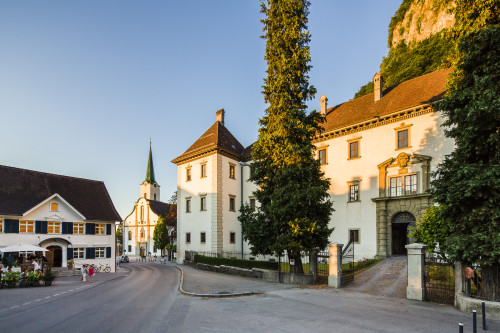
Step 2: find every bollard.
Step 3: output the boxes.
[459,322,463,333]
[482,301,487,330]
[473,310,477,333]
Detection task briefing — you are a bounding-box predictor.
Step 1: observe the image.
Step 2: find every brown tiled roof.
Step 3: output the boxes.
[0,165,121,221]
[241,144,254,161]
[322,69,451,133]
[172,121,245,164]
[147,200,171,217]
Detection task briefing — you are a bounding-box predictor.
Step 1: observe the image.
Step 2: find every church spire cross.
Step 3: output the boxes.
[145,141,156,184]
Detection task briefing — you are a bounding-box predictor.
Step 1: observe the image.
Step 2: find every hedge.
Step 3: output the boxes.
[194,255,279,270]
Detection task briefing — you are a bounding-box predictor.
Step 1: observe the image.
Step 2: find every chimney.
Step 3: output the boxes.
[320,94,328,116]
[216,108,225,126]
[373,73,383,102]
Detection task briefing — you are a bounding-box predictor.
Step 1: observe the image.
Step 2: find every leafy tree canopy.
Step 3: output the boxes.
[240,0,333,274]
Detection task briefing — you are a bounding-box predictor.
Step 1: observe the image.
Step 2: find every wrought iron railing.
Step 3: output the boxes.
[462,264,500,302]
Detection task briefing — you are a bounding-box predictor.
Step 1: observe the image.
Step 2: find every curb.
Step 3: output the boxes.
[174,265,259,298]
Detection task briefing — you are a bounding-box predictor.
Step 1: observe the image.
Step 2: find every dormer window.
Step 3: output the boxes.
[50,203,58,211]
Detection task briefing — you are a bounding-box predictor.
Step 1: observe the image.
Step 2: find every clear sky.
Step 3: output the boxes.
[0,1,402,219]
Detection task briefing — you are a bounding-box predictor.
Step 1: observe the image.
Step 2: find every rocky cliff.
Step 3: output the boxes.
[389,0,455,47]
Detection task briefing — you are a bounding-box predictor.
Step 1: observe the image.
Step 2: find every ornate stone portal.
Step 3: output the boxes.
[373,153,433,257]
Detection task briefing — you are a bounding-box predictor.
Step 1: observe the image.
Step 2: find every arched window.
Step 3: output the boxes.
[128,231,132,241]
[140,206,144,221]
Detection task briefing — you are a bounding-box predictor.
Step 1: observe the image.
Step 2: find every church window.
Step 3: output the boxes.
[201,163,207,178]
[200,232,206,243]
[186,167,192,182]
[349,229,360,243]
[186,198,191,213]
[48,221,61,234]
[229,196,236,212]
[50,203,58,211]
[128,231,132,241]
[229,164,235,179]
[74,247,85,259]
[96,223,106,235]
[318,149,327,165]
[140,206,144,221]
[200,196,206,211]
[128,245,132,253]
[73,223,84,234]
[19,220,34,233]
[186,232,191,243]
[95,247,106,258]
[230,232,236,244]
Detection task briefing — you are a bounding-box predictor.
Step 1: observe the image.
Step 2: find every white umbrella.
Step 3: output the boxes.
[0,244,47,253]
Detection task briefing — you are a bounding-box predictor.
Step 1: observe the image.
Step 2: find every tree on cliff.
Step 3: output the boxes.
[431,26,500,298]
[238,0,333,274]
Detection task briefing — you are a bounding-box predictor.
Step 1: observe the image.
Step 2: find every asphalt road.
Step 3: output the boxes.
[0,262,498,333]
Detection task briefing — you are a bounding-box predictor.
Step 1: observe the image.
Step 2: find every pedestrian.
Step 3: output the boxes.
[88,265,94,283]
[81,264,88,282]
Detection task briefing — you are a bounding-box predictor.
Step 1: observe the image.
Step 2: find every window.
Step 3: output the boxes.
[404,174,417,195]
[128,230,132,241]
[186,232,191,243]
[140,206,144,221]
[229,196,236,212]
[318,149,327,165]
[349,184,359,202]
[128,245,132,253]
[349,229,360,243]
[349,141,359,159]
[19,220,34,233]
[140,228,145,240]
[230,232,236,244]
[186,167,192,182]
[201,163,207,178]
[200,196,206,211]
[390,174,418,196]
[200,232,206,243]
[74,247,85,259]
[229,164,235,179]
[154,194,156,200]
[96,223,106,235]
[249,198,256,212]
[73,222,84,234]
[50,202,58,211]
[48,221,61,234]
[186,198,191,213]
[397,130,408,149]
[95,247,106,258]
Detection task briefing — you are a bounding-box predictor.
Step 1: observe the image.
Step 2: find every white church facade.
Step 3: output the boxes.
[123,146,172,257]
[172,69,455,262]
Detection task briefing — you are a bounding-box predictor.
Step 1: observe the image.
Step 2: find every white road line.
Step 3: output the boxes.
[60,291,67,294]
[53,294,61,296]
[34,299,42,302]
[23,302,32,305]
[45,296,51,299]
[69,289,74,292]
[10,306,19,309]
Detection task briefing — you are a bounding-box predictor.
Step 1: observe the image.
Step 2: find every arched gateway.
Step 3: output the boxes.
[391,212,416,255]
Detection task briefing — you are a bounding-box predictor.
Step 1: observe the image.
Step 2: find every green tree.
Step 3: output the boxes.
[431,26,500,298]
[409,205,447,254]
[153,216,169,256]
[239,0,333,274]
[116,222,123,255]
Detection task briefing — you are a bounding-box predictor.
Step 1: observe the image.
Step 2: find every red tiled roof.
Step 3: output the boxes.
[322,69,451,133]
[172,121,245,164]
[0,165,121,221]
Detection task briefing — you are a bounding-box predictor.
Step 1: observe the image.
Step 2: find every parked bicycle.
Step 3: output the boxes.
[94,263,111,273]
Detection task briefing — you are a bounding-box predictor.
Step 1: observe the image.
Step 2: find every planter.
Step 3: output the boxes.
[19,281,28,288]
[44,280,53,287]
[67,266,73,270]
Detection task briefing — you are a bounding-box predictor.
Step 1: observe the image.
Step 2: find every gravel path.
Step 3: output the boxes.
[343,256,407,299]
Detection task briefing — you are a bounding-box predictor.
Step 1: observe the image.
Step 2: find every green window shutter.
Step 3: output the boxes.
[86,247,95,259]
[106,224,112,235]
[86,223,95,235]
[67,248,74,260]
[106,247,111,258]
[36,221,48,234]
[62,222,73,234]
[4,219,19,233]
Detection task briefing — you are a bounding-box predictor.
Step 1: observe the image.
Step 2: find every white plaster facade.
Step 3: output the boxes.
[173,70,455,262]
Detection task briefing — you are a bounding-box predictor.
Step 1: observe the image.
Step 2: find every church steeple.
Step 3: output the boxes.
[140,140,160,201]
[145,141,155,184]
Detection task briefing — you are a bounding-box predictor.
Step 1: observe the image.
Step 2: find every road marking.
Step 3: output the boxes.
[23,302,32,305]
[69,289,74,292]
[34,299,42,302]
[54,294,61,296]
[10,306,19,309]
[60,291,67,294]
[45,296,51,299]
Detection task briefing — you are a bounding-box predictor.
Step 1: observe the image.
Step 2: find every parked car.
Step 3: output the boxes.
[120,255,129,263]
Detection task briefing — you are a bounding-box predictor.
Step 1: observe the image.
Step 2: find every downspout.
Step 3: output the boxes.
[239,161,249,259]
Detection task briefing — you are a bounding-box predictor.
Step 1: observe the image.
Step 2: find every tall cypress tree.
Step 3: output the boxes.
[239,0,333,274]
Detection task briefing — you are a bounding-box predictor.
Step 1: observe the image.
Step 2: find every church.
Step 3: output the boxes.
[123,146,172,257]
[172,69,455,262]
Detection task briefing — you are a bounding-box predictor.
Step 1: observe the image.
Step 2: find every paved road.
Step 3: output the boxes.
[0,261,498,333]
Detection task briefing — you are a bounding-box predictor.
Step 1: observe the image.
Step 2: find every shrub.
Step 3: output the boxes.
[194,255,279,270]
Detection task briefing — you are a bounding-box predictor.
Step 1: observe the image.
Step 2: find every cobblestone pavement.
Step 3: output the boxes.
[343,256,407,298]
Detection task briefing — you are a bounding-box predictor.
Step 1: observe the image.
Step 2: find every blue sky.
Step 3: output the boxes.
[0,1,401,219]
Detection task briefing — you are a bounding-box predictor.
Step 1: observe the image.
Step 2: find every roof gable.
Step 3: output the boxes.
[172,121,245,164]
[0,165,121,221]
[23,193,86,220]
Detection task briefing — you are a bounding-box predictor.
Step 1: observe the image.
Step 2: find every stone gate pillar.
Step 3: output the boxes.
[406,243,427,301]
[328,243,343,288]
